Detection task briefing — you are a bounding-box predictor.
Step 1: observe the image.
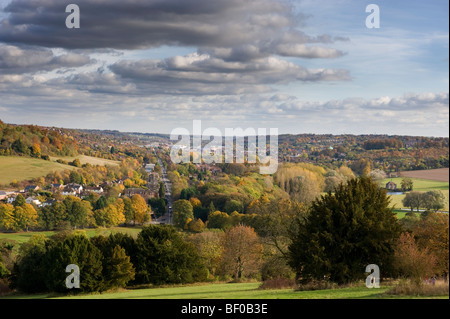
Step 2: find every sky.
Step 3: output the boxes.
[0,0,448,137]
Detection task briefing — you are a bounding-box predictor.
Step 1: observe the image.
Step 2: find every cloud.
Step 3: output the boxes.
[0,44,93,74]
[105,52,350,95]
[0,0,345,61]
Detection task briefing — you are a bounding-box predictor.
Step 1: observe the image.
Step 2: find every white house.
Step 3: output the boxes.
[26,197,42,207]
[62,184,83,196]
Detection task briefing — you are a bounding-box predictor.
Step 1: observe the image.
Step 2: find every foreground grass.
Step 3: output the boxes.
[4,282,448,300]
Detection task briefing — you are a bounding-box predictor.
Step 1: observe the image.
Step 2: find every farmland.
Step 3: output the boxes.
[399,168,449,182]
[0,156,76,186]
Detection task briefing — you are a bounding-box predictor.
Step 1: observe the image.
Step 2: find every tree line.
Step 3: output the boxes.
[5,223,265,294]
[0,193,150,232]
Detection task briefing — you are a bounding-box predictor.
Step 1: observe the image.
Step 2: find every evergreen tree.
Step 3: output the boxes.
[288,177,401,285]
[43,234,104,293]
[134,225,208,285]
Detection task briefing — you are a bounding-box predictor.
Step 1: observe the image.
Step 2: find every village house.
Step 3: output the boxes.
[24,185,39,193]
[62,183,83,196]
[0,191,7,201]
[83,186,104,195]
[26,197,42,207]
[385,181,397,191]
[51,183,64,192]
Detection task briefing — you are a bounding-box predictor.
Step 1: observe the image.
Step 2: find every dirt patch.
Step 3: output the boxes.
[400,168,449,182]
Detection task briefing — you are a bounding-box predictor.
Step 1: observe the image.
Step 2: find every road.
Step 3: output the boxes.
[154,150,173,225]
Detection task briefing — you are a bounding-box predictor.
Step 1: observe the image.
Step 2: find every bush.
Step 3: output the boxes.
[387,279,449,296]
[259,277,297,290]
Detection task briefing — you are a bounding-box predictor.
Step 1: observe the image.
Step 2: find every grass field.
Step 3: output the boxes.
[0,227,142,244]
[0,156,76,186]
[3,281,448,300]
[49,155,120,167]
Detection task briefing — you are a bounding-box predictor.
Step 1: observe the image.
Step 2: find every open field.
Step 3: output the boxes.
[381,177,449,192]
[389,190,449,212]
[49,155,120,167]
[400,168,449,182]
[0,227,142,244]
[380,176,449,212]
[0,156,76,186]
[3,281,448,299]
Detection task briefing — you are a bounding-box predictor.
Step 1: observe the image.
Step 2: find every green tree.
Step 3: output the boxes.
[43,234,104,293]
[288,177,401,285]
[69,170,83,184]
[13,194,26,207]
[207,211,232,230]
[173,199,194,229]
[134,225,208,285]
[224,199,244,214]
[402,192,423,212]
[68,200,93,228]
[400,178,414,191]
[159,182,166,199]
[10,237,48,293]
[422,190,446,212]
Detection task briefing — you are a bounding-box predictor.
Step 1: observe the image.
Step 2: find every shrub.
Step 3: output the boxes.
[259,278,297,290]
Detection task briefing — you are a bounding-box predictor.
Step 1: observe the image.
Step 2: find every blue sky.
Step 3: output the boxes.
[0,0,448,136]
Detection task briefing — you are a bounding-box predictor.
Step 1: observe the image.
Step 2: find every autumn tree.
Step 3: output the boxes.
[13,204,38,232]
[0,204,15,231]
[187,231,224,277]
[220,225,263,281]
[393,232,437,286]
[413,213,449,278]
[131,194,150,225]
